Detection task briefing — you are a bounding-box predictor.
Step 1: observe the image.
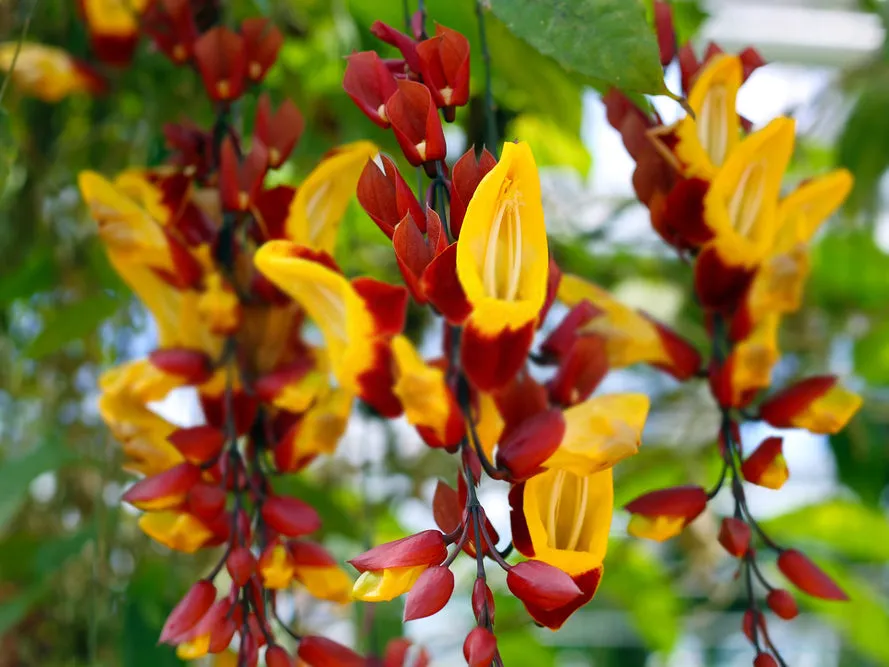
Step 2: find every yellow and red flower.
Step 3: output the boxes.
[0,42,106,102]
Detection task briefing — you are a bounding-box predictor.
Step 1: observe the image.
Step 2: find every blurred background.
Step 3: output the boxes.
[1,0,888,665]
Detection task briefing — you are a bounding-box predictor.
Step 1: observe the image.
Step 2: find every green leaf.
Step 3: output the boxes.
[0,582,49,636]
[853,320,889,385]
[489,0,667,94]
[0,246,58,305]
[122,561,184,667]
[829,414,889,507]
[763,499,889,561]
[810,229,889,312]
[598,540,682,652]
[25,291,124,359]
[0,437,74,532]
[509,114,592,175]
[497,629,556,666]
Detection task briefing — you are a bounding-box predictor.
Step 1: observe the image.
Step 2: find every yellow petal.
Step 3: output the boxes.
[286,141,378,254]
[261,544,296,589]
[176,634,211,660]
[351,565,427,602]
[0,43,87,102]
[295,564,353,604]
[392,335,452,441]
[749,245,810,315]
[546,394,649,475]
[627,514,686,542]
[197,272,240,334]
[674,54,743,178]
[523,467,613,576]
[254,240,375,392]
[731,314,780,401]
[473,391,504,463]
[82,0,149,35]
[793,384,862,435]
[138,511,213,553]
[774,168,853,251]
[704,117,796,264]
[292,387,354,457]
[456,141,549,335]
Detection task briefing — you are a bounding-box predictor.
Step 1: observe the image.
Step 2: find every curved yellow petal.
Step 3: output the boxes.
[674,54,743,178]
[286,141,378,254]
[138,511,213,553]
[295,564,353,604]
[523,467,613,576]
[0,43,87,102]
[82,0,149,35]
[456,141,548,335]
[774,168,853,252]
[704,117,796,265]
[392,335,452,441]
[254,240,375,392]
[731,313,780,402]
[793,385,862,435]
[627,514,686,542]
[351,565,427,602]
[546,393,649,475]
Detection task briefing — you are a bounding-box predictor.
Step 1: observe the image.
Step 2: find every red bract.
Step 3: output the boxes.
[693,244,756,313]
[495,408,566,481]
[261,495,322,537]
[349,530,447,572]
[624,485,708,519]
[754,655,778,667]
[149,348,213,383]
[385,80,447,167]
[344,51,400,128]
[265,645,292,667]
[420,243,472,324]
[449,147,497,238]
[547,335,608,406]
[168,425,226,464]
[777,549,848,601]
[298,636,365,667]
[654,1,676,66]
[371,21,421,73]
[144,0,199,64]
[404,566,455,621]
[759,376,837,427]
[507,560,583,612]
[219,138,268,212]
[741,437,788,490]
[766,588,799,620]
[186,483,226,520]
[416,23,471,115]
[393,209,448,302]
[193,26,246,102]
[463,627,497,667]
[241,17,283,83]
[521,567,602,631]
[472,579,495,624]
[253,359,314,404]
[717,517,751,557]
[159,580,216,643]
[384,638,430,667]
[227,546,257,586]
[254,94,304,168]
[357,154,425,237]
[122,462,201,510]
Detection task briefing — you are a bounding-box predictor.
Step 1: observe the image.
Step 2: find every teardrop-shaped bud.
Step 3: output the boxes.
[471,579,495,625]
[506,560,582,612]
[754,654,778,667]
[226,546,256,587]
[462,627,497,667]
[495,409,566,481]
[718,517,751,558]
[265,645,293,667]
[168,425,226,465]
[766,588,798,620]
[403,566,455,621]
[261,495,322,537]
[297,635,365,667]
[741,437,788,490]
[777,549,848,601]
[159,580,216,644]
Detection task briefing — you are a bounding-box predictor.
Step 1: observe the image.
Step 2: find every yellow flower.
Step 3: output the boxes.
[703,117,796,265]
[627,515,687,542]
[518,467,613,576]
[352,565,428,602]
[176,634,211,661]
[81,0,149,37]
[291,387,354,457]
[673,54,743,179]
[260,544,296,589]
[543,394,649,476]
[197,273,240,334]
[138,511,213,553]
[456,141,549,335]
[285,141,377,254]
[295,564,353,604]
[729,313,780,403]
[0,43,101,102]
[792,385,862,434]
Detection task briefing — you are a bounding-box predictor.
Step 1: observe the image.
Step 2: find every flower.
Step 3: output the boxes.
[0,42,105,101]
[456,141,548,390]
[349,531,448,602]
[624,485,708,542]
[80,0,150,65]
[760,376,862,434]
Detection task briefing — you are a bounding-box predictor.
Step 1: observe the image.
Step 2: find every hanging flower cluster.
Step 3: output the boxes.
[603,4,862,665]
[78,6,427,666]
[296,13,694,665]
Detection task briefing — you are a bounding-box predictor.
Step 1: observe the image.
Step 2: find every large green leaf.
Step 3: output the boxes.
[853,320,889,385]
[810,229,889,313]
[830,414,889,507]
[25,291,124,359]
[490,0,667,94]
[763,499,889,562]
[0,437,74,532]
[0,246,58,306]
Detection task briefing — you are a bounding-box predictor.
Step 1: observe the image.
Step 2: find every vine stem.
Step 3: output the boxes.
[0,0,38,110]
[474,0,498,153]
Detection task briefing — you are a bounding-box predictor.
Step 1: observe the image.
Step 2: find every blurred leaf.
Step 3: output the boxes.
[829,413,889,507]
[854,320,889,385]
[0,246,58,306]
[25,291,123,359]
[599,539,681,652]
[810,229,889,312]
[668,0,708,44]
[0,582,49,636]
[763,499,889,561]
[122,560,188,667]
[0,437,74,532]
[800,559,889,664]
[510,114,592,175]
[490,0,667,94]
[497,628,556,665]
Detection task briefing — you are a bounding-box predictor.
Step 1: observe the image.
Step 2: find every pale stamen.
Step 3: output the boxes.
[563,475,589,551]
[700,85,728,166]
[729,163,766,238]
[547,470,566,549]
[483,199,507,298]
[306,180,333,246]
[504,203,522,301]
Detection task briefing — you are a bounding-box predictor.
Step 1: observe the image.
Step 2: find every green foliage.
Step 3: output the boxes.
[0,437,74,533]
[810,229,889,312]
[24,291,125,360]
[490,0,668,94]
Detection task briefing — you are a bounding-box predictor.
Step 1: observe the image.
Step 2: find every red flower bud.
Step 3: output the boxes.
[404,566,455,621]
[298,636,364,667]
[261,495,322,537]
[760,376,836,426]
[265,645,292,667]
[288,539,337,567]
[495,409,566,481]
[741,437,789,490]
[463,627,497,667]
[742,608,763,643]
[777,549,848,601]
[393,208,449,303]
[344,51,399,128]
[241,17,283,83]
[472,579,495,625]
[357,154,425,238]
[420,243,472,325]
[149,348,213,383]
[718,517,751,558]
[220,138,268,212]
[449,147,497,237]
[168,425,226,465]
[123,463,201,511]
[754,654,778,667]
[385,80,447,167]
[159,580,216,643]
[416,24,471,112]
[349,530,447,572]
[507,560,582,612]
[253,359,314,405]
[227,546,257,587]
[624,485,708,519]
[385,638,430,667]
[193,26,246,102]
[766,588,798,620]
[144,0,200,65]
[653,1,676,66]
[255,94,304,168]
[186,482,226,521]
[547,335,608,406]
